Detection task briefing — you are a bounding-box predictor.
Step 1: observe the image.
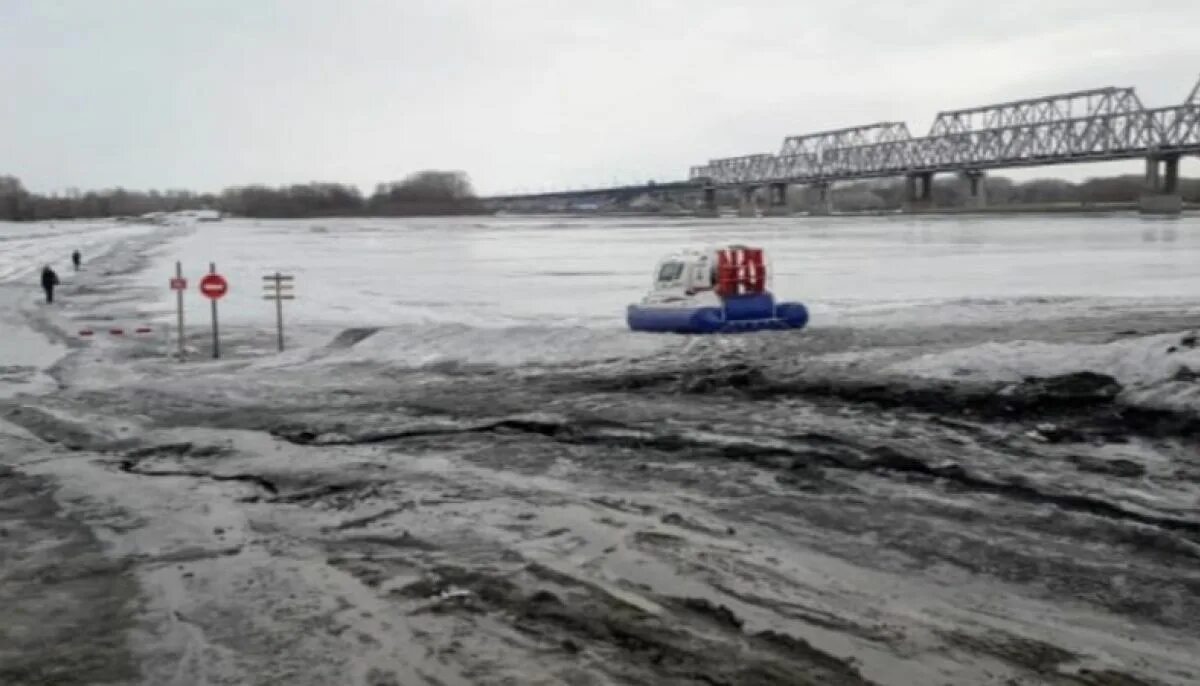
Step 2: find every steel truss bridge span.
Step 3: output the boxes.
[692,79,1200,187]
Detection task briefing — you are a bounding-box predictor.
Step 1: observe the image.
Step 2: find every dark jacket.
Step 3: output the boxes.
[41,268,59,289]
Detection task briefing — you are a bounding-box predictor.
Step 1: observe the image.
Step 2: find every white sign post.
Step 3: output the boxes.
[169,261,188,360]
[262,272,295,352]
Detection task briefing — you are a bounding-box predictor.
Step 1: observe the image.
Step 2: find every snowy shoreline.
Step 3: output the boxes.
[2,216,1200,685]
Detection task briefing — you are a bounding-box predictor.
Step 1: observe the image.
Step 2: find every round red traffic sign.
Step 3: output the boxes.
[199,273,228,300]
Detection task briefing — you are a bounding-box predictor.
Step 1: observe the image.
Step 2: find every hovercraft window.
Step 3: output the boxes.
[657,262,684,283]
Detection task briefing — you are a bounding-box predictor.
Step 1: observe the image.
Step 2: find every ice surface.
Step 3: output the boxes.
[6,213,1200,685]
[891,331,1200,416]
[0,219,157,283]
[118,214,1200,377]
[892,333,1200,386]
[6,213,1199,382]
[135,214,1200,332]
[0,219,164,397]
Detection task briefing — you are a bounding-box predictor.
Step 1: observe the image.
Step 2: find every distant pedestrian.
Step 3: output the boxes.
[41,265,59,304]
[71,250,81,271]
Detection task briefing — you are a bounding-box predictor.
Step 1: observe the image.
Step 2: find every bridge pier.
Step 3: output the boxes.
[904,172,934,212]
[695,185,719,217]
[808,183,833,216]
[764,182,791,216]
[959,170,987,210]
[737,186,759,217]
[1140,155,1183,215]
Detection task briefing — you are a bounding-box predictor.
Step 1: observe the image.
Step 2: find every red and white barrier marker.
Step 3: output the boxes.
[77,325,158,338]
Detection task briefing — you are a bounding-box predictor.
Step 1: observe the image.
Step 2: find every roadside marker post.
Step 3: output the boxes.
[199,264,229,359]
[262,272,295,352]
[170,261,188,360]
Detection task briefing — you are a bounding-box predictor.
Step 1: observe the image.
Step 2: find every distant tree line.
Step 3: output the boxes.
[6,170,1199,221]
[0,170,485,221]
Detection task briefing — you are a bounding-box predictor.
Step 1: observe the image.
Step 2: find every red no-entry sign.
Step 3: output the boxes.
[199,273,228,300]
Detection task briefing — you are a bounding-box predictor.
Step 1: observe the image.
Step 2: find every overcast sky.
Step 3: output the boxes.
[2,0,1198,196]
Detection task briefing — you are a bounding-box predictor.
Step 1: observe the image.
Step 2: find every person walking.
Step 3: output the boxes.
[41,265,59,304]
[71,250,81,271]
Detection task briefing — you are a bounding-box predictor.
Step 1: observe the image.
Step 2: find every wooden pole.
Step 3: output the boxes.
[274,273,285,352]
[263,272,293,354]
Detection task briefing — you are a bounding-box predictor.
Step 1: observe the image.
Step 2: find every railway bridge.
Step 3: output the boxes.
[484,74,1200,216]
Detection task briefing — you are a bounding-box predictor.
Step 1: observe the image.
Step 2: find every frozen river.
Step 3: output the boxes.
[135,214,1200,330]
[122,214,1200,369]
[2,213,1200,686]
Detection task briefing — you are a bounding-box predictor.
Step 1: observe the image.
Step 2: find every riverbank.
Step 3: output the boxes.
[3,215,1199,685]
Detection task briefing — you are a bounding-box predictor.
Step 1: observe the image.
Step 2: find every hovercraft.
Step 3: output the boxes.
[626,244,809,334]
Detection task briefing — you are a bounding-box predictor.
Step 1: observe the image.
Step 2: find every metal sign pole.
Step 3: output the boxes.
[175,261,185,360]
[210,262,219,359]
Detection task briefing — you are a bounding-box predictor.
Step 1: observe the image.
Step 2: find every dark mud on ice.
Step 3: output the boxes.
[0,466,140,686]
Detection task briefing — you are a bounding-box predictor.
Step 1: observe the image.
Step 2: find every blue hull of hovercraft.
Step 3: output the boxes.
[626,293,809,334]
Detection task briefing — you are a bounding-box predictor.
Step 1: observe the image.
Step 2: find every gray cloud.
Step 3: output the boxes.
[2,0,1197,195]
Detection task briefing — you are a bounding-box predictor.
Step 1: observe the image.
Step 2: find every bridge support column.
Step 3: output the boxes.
[764,182,791,216]
[1140,155,1182,215]
[958,170,987,210]
[695,185,719,218]
[737,186,759,218]
[904,172,934,212]
[808,183,832,216]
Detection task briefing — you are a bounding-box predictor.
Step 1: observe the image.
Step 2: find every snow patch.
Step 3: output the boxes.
[890,331,1200,414]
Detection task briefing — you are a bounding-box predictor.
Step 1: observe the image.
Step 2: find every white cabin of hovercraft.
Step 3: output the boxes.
[649,248,713,297]
[645,245,772,304]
